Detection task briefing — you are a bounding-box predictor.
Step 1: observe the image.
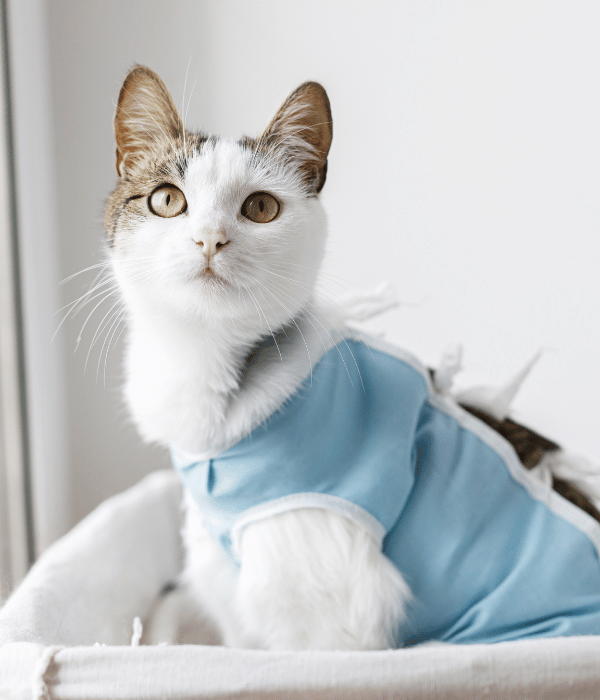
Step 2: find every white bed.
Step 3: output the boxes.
[1,470,599,700]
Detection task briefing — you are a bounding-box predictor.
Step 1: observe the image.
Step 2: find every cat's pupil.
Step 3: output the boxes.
[166,194,171,206]
[259,200,265,213]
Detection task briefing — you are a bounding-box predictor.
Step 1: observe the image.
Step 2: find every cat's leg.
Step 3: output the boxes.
[179,492,255,647]
[235,508,410,651]
[147,492,249,647]
[143,581,221,645]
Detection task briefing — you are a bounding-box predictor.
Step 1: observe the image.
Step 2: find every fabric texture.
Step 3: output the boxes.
[0,470,184,648]
[174,335,600,646]
[2,471,600,698]
[4,637,600,700]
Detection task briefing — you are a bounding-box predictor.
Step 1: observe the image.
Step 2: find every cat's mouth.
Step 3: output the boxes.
[198,266,226,283]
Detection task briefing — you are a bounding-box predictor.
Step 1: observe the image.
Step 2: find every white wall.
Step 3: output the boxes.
[46,1,600,524]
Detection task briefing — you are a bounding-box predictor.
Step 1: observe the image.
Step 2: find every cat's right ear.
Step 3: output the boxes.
[114,65,183,177]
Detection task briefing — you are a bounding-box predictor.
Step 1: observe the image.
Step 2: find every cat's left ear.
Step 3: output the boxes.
[260,82,332,194]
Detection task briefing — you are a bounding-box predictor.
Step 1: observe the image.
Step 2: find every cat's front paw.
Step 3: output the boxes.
[235,508,410,651]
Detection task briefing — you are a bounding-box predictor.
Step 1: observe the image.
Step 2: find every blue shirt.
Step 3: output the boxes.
[173,335,600,645]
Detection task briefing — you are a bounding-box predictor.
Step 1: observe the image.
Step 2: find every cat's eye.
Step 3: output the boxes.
[241,192,280,223]
[148,185,187,218]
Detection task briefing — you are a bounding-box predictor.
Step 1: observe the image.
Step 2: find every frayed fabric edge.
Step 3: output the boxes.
[32,646,63,700]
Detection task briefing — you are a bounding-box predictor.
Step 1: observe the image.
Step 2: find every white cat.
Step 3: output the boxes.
[106,66,409,650]
[105,66,600,650]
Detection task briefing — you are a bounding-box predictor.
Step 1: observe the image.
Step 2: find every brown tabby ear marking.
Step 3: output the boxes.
[114,65,185,177]
[257,81,332,194]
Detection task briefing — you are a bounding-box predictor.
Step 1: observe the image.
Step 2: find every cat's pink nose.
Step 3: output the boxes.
[193,229,229,258]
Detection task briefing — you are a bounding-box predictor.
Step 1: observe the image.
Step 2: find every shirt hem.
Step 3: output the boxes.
[230,492,387,557]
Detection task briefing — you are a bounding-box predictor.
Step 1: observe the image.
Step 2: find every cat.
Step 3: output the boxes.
[105,65,600,650]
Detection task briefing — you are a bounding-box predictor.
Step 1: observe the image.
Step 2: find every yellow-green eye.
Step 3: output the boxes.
[241,192,280,223]
[148,185,187,218]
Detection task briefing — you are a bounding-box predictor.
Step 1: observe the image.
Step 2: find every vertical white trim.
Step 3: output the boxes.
[6,0,71,556]
[0,0,30,589]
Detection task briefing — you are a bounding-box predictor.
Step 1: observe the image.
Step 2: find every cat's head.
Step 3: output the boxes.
[105,66,332,332]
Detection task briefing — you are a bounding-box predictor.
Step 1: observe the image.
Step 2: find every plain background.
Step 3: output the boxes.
[13,1,600,548]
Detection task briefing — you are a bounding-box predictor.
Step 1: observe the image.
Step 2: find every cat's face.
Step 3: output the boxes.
[105,67,332,330]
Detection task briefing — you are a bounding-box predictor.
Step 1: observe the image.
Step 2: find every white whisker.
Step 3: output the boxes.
[98,305,126,386]
[59,256,154,285]
[180,55,192,153]
[76,267,152,354]
[256,274,364,391]
[103,311,127,385]
[53,275,115,344]
[86,298,126,373]
[249,278,317,384]
[244,285,282,362]
[185,80,197,136]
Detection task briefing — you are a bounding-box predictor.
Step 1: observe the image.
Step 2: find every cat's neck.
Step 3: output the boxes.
[123,299,271,452]
[119,272,354,455]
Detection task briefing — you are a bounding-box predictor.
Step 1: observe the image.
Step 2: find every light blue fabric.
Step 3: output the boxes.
[173,338,600,645]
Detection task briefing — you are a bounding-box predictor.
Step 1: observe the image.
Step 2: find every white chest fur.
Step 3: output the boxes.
[120,289,345,455]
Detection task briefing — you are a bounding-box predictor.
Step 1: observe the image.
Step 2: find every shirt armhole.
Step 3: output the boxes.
[230,492,387,559]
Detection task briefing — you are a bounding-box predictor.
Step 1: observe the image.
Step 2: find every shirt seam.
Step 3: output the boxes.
[357,333,600,559]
